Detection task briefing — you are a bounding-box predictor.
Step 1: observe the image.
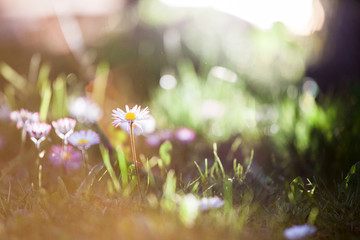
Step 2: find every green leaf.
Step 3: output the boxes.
[39,84,52,121]
[57,176,69,200]
[345,161,360,188]
[101,145,121,193]
[159,141,172,166]
[117,149,128,187]
[0,62,27,91]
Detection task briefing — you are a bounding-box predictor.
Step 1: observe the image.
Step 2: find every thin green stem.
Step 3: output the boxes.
[38,164,42,190]
[62,138,68,174]
[35,143,43,190]
[82,149,90,176]
[20,127,26,153]
[130,122,142,199]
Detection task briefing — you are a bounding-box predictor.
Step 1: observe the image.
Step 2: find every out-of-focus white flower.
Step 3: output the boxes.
[201,100,225,120]
[198,196,224,211]
[283,224,316,240]
[10,109,40,129]
[112,105,150,132]
[52,117,76,142]
[68,130,100,151]
[25,122,52,148]
[209,66,237,83]
[175,127,196,143]
[69,97,103,124]
[179,194,200,227]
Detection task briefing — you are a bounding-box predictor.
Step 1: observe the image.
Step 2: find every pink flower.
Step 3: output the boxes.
[52,117,76,141]
[25,122,52,148]
[175,127,196,143]
[10,109,40,129]
[48,145,82,171]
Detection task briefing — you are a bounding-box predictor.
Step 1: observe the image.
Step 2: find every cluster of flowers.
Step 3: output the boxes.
[10,109,100,171]
[146,127,196,147]
[112,104,196,147]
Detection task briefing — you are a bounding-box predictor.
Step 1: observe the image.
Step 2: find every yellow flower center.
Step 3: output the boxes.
[125,112,136,121]
[62,152,71,160]
[78,139,89,145]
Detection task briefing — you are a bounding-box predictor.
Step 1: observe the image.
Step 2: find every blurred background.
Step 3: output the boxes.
[1,0,360,184]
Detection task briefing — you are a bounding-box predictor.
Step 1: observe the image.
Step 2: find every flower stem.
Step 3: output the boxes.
[82,149,90,176]
[35,145,43,190]
[130,122,142,199]
[38,164,42,190]
[20,127,26,153]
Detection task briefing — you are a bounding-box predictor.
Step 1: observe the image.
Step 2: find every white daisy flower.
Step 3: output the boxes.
[68,130,100,151]
[112,105,150,132]
[283,224,316,240]
[117,114,156,136]
[52,117,76,141]
[25,122,52,148]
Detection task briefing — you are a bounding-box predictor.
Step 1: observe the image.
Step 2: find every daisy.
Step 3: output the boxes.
[198,196,224,211]
[283,224,316,240]
[25,122,52,149]
[112,105,150,131]
[48,145,82,172]
[68,130,100,151]
[112,105,150,196]
[52,117,76,142]
[10,109,40,129]
[68,130,100,173]
[117,114,156,136]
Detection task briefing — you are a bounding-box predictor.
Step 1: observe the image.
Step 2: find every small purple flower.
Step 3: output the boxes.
[175,127,196,143]
[146,130,172,147]
[68,130,100,150]
[146,134,162,147]
[48,145,82,171]
[10,109,40,129]
[198,196,224,211]
[52,117,76,141]
[25,122,52,148]
[283,224,316,240]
